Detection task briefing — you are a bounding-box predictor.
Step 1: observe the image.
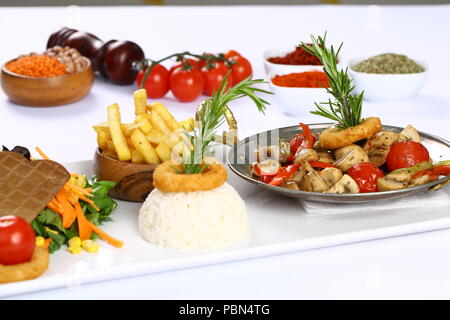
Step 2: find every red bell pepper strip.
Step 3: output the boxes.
[299,123,315,149]
[289,123,315,157]
[309,161,337,169]
[253,164,277,183]
[289,133,304,155]
[269,164,301,186]
[413,165,450,180]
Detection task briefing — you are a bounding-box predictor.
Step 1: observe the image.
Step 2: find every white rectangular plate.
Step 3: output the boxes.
[1,160,450,298]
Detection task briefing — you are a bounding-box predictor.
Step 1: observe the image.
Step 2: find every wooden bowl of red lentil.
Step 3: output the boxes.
[1,54,94,107]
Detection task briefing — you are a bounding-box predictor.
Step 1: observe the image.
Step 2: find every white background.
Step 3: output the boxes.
[1,5,450,299]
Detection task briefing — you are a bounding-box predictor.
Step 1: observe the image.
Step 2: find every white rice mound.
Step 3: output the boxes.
[138,182,250,250]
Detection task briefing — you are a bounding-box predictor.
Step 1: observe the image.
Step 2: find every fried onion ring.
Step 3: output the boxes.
[0,246,49,284]
[153,160,227,193]
[317,117,382,149]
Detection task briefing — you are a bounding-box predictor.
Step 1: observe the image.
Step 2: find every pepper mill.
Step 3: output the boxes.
[47,28,145,85]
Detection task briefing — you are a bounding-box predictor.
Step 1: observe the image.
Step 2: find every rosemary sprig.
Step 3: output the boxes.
[300,33,364,129]
[182,73,272,174]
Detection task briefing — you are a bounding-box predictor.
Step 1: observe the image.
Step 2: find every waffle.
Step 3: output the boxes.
[0,152,70,222]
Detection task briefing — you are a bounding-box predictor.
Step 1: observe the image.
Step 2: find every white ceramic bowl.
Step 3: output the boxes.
[263,48,324,75]
[268,70,332,117]
[348,56,427,102]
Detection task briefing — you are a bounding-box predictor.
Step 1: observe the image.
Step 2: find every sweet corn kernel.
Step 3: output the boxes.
[81,240,99,253]
[75,174,87,188]
[68,237,82,247]
[36,236,45,246]
[68,245,82,254]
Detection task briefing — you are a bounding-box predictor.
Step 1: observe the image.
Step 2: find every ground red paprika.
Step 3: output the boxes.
[271,71,329,88]
[268,45,322,65]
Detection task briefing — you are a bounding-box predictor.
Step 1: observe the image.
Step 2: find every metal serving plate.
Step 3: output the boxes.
[228,123,450,203]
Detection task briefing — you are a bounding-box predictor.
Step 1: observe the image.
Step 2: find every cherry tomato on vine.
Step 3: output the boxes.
[0,215,36,266]
[386,141,430,172]
[197,53,216,70]
[201,62,232,96]
[169,58,199,74]
[228,55,253,85]
[347,162,384,193]
[224,50,241,59]
[136,64,170,99]
[170,66,204,102]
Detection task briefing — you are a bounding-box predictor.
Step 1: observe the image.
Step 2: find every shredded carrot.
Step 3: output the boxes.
[74,202,93,240]
[78,194,100,211]
[42,238,52,250]
[86,220,123,248]
[55,190,76,228]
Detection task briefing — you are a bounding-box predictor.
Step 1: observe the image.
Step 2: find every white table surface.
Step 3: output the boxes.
[1,4,450,300]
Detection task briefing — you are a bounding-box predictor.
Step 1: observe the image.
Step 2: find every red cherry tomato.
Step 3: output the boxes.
[0,215,36,266]
[201,62,232,96]
[386,141,430,172]
[169,58,199,74]
[228,55,253,85]
[347,162,384,193]
[170,66,204,102]
[197,53,215,70]
[224,50,241,59]
[136,64,170,99]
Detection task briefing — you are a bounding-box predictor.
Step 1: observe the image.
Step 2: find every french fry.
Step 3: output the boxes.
[131,149,146,164]
[149,111,172,136]
[108,103,131,161]
[123,122,141,137]
[133,89,147,116]
[92,122,135,136]
[131,129,161,164]
[97,130,110,150]
[106,140,116,153]
[146,130,179,148]
[179,118,195,131]
[93,122,110,134]
[149,102,181,132]
[135,115,153,134]
[155,142,172,162]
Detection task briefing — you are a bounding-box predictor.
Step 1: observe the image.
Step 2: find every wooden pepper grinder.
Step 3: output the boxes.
[47,28,145,85]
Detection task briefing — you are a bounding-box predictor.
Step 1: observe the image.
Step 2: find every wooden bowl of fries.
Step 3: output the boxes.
[94,148,159,202]
[93,89,195,202]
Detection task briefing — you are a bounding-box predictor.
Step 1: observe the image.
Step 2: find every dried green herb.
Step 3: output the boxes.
[352,53,424,74]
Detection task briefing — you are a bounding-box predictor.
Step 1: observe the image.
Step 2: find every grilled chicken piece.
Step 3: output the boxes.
[325,174,360,194]
[293,148,319,164]
[363,131,403,167]
[319,167,344,188]
[400,124,420,142]
[334,145,369,172]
